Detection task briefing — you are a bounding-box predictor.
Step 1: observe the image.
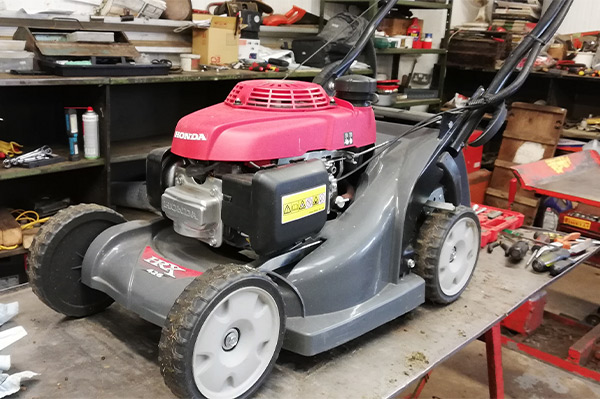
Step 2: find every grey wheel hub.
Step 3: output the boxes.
[192,286,280,399]
[222,328,240,351]
[438,218,478,297]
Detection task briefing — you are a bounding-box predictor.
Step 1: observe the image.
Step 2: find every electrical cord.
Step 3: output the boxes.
[0,210,49,251]
[333,105,479,183]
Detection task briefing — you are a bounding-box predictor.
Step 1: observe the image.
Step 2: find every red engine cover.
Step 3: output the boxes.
[170,80,376,161]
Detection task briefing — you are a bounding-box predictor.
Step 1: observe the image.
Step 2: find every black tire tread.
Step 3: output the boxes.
[159,264,282,399]
[414,205,479,304]
[28,203,124,316]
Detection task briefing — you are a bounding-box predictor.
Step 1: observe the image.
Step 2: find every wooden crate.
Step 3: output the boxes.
[485,102,567,224]
[448,31,512,69]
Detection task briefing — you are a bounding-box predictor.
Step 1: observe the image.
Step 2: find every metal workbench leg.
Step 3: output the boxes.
[403,372,431,399]
[485,323,505,399]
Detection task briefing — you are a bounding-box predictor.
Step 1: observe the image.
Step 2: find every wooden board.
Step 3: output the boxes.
[22,227,39,249]
[14,27,140,59]
[0,209,21,247]
[36,42,139,58]
[485,102,567,224]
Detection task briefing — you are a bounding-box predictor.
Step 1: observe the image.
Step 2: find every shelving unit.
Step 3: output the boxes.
[393,98,441,107]
[319,0,453,109]
[110,136,173,164]
[376,48,447,55]
[0,247,27,260]
[0,67,361,211]
[0,149,104,181]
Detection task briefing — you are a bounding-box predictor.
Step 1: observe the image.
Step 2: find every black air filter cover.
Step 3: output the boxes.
[222,160,329,255]
[334,75,376,106]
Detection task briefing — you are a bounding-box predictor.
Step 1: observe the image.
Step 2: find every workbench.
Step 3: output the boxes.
[0,248,594,398]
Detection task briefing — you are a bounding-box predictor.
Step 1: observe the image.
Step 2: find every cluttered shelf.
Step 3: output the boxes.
[392,98,441,108]
[259,25,320,35]
[0,146,104,181]
[323,0,451,9]
[376,48,447,55]
[561,128,600,141]
[0,247,26,260]
[0,68,372,87]
[0,73,109,87]
[110,136,173,163]
[446,64,600,82]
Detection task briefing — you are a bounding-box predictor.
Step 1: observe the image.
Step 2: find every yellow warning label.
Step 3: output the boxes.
[282,185,327,224]
[563,216,591,230]
[545,156,572,174]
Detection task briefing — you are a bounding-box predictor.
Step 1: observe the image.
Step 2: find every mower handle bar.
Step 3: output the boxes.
[327,0,399,79]
[451,0,572,150]
[329,0,571,147]
[321,0,572,183]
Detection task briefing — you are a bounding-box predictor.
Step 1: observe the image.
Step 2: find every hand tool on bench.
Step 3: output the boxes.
[2,146,53,168]
[532,247,571,272]
[549,251,591,276]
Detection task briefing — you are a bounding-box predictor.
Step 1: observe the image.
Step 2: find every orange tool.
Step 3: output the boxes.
[554,232,581,249]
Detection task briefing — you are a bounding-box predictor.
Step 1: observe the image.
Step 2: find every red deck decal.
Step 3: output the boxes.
[140,246,202,279]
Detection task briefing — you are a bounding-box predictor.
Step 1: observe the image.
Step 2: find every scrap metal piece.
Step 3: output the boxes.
[512,150,600,207]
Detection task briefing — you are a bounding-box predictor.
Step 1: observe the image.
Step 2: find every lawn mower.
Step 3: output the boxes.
[27,0,572,397]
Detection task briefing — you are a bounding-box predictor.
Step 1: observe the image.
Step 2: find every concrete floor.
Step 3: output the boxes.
[409,263,600,399]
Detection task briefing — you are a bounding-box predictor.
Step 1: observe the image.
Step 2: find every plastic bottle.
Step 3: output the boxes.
[422,33,433,49]
[407,18,422,49]
[82,107,100,159]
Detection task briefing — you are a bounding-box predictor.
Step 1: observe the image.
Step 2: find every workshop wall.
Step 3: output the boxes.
[191,0,321,15]
[545,0,600,34]
[0,0,99,14]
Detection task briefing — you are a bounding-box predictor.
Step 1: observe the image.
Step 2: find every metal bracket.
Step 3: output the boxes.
[424,200,455,212]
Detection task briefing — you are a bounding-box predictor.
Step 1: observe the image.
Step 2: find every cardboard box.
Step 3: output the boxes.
[192,14,240,65]
[378,18,423,37]
[238,38,260,60]
[548,43,567,61]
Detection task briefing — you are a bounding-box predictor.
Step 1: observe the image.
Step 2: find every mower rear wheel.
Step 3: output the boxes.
[415,205,480,304]
[159,264,285,399]
[28,204,125,317]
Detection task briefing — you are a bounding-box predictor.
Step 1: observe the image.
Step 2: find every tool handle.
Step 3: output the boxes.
[538,248,571,265]
[549,259,573,276]
[508,178,518,210]
[508,241,529,263]
[555,232,581,249]
[561,232,581,242]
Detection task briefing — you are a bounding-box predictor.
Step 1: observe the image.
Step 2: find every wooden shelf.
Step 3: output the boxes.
[110,136,173,163]
[561,128,600,140]
[324,0,451,8]
[396,0,451,9]
[0,67,373,87]
[0,246,27,259]
[392,98,442,108]
[0,146,104,181]
[376,48,447,55]
[260,25,320,35]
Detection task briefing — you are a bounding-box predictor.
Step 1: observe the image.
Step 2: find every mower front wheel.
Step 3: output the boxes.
[159,264,285,399]
[415,205,480,304]
[28,204,126,317]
